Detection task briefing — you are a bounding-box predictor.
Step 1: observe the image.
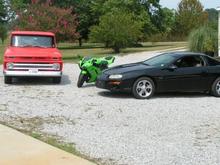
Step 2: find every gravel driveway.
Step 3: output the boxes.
[1,49,220,165]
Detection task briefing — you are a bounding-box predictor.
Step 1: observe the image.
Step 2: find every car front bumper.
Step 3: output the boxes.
[96,77,131,91]
[3,70,62,77]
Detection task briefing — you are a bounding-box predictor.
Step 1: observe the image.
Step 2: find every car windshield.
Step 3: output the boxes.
[143,53,176,66]
[12,35,54,48]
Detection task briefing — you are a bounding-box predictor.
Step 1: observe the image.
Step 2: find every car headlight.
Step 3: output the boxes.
[6,63,14,70]
[53,63,60,70]
[109,74,123,79]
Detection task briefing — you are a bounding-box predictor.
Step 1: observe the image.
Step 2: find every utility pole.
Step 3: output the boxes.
[218,7,220,56]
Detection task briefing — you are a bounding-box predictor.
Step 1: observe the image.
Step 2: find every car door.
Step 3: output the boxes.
[157,55,208,92]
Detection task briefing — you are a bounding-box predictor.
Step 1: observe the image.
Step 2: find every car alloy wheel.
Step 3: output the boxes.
[211,77,220,97]
[136,80,153,98]
[132,77,155,99]
[216,81,220,95]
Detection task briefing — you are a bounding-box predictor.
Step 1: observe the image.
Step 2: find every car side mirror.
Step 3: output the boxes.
[167,64,178,71]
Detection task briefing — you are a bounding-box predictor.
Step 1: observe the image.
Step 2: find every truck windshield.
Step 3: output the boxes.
[12,35,54,48]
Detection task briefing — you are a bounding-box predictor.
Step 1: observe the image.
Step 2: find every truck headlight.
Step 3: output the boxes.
[7,63,14,70]
[109,74,123,79]
[53,63,60,70]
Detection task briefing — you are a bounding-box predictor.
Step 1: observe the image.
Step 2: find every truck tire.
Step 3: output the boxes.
[52,77,61,84]
[4,76,12,84]
[77,74,87,88]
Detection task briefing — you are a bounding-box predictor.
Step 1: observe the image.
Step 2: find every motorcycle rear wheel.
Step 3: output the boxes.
[77,74,87,88]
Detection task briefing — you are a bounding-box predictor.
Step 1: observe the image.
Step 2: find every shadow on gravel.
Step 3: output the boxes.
[98,91,210,99]
[80,84,95,88]
[98,91,133,99]
[154,92,211,99]
[11,74,71,86]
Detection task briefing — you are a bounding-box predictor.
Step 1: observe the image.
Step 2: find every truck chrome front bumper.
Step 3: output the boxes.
[4,70,62,77]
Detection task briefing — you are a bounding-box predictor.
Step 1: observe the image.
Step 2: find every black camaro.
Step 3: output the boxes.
[96,52,220,99]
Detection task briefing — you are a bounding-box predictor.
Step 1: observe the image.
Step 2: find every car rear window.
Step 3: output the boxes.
[11,35,54,48]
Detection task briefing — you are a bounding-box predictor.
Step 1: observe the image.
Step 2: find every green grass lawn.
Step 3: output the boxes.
[0,42,8,64]
[58,42,187,63]
[0,41,187,64]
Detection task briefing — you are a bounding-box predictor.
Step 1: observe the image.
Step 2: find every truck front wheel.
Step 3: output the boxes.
[4,76,12,84]
[52,77,61,84]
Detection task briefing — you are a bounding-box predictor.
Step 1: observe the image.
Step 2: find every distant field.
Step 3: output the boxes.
[0,41,187,64]
[58,42,187,63]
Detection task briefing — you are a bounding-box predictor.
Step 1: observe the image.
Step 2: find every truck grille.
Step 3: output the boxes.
[11,63,55,71]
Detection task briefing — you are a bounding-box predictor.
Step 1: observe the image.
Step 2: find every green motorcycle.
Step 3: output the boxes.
[77,56,115,87]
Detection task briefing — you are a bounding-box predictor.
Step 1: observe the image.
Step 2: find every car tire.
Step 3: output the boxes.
[211,77,220,97]
[132,77,155,99]
[4,76,12,84]
[77,74,87,88]
[52,77,61,84]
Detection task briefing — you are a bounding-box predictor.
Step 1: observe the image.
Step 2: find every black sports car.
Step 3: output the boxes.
[96,52,220,99]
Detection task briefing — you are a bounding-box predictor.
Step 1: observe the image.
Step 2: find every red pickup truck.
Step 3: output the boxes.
[3,31,63,84]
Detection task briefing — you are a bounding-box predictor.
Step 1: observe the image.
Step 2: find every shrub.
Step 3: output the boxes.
[188,26,218,56]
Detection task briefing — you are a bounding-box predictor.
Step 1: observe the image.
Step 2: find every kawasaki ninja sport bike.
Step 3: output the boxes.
[77,56,115,87]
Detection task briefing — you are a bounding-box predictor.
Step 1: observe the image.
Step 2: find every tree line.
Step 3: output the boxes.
[0,0,218,53]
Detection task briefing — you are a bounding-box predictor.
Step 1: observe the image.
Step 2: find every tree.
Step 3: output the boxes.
[15,1,79,42]
[189,26,218,56]
[0,0,8,43]
[11,0,165,44]
[90,0,163,38]
[206,8,218,30]
[0,0,7,23]
[50,0,99,46]
[90,10,143,53]
[150,7,176,41]
[173,0,208,40]
[0,24,7,43]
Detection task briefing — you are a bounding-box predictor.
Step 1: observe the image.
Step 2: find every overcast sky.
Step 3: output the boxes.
[160,0,219,9]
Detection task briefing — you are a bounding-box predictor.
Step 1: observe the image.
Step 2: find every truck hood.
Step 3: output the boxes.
[4,47,62,58]
[104,62,154,75]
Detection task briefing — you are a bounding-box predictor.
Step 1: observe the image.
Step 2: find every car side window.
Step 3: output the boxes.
[206,56,220,66]
[174,56,205,68]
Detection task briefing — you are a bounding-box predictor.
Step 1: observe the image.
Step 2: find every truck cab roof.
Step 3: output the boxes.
[11,31,55,36]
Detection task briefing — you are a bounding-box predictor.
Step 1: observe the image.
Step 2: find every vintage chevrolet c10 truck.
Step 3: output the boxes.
[3,31,63,84]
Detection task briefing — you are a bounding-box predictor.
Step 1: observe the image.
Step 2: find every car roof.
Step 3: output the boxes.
[161,51,208,59]
[167,51,206,57]
[11,31,55,36]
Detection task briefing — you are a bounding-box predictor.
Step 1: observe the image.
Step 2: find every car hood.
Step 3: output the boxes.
[104,62,153,75]
[4,47,62,57]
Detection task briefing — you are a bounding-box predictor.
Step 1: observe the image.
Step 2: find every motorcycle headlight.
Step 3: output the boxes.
[7,63,14,70]
[53,63,60,70]
[109,74,123,80]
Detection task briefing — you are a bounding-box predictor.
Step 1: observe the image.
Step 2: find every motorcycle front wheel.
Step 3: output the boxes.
[77,74,88,88]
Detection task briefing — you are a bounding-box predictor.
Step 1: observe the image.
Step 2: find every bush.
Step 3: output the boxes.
[89,10,143,53]
[189,26,218,56]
